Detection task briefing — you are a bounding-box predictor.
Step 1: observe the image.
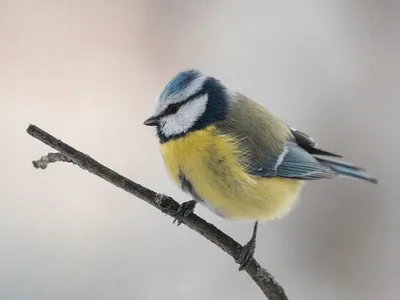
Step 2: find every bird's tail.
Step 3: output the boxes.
[313,155,378,184]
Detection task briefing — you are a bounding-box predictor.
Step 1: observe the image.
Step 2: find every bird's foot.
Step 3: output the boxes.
[236,239,256,271]
[235,221,258,271]
[172,200,197,226]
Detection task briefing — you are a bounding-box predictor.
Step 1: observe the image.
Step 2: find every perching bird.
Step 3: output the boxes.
[144,69,378,270]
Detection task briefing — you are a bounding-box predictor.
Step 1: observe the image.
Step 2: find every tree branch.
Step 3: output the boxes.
[26,124,288,300]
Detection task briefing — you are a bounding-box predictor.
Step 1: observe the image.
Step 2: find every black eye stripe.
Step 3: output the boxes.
[162,88,207,117]
[186,88,207,102]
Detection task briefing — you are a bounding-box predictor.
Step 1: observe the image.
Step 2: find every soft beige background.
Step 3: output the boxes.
[1,0,399,299]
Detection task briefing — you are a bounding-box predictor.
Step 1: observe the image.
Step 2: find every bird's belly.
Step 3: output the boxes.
[160,126,303,220]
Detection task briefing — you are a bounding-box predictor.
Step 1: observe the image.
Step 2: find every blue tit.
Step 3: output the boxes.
[144,69,378,270]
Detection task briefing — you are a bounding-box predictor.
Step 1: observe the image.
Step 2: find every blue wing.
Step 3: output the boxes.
[249,142,338,180]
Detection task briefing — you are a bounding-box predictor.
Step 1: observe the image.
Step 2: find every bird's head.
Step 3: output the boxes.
[144,69,230,143]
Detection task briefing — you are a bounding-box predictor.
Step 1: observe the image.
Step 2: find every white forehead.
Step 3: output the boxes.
[154,72,207,115]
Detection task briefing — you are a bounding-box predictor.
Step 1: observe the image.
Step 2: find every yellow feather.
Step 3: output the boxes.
[160,126,303,220]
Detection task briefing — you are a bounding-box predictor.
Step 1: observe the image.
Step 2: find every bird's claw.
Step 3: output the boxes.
[236,221,258,271]
[172,200,196,226]
[236,239,256,271]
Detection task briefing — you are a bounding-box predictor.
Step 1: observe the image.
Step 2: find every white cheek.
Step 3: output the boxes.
[161,94,208,137]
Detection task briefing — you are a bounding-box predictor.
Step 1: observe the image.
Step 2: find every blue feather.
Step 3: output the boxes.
[160,69,202,100]
[250,143,378,184]
[249,143,337,180]
[313,156,378,184]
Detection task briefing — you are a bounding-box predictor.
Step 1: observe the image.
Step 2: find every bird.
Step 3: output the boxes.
[143,69,378,271]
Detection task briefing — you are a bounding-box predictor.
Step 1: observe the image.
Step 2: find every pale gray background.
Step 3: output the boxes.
[1,0,399,299]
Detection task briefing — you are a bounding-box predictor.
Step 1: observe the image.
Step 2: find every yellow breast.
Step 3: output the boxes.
[160,126,303,220]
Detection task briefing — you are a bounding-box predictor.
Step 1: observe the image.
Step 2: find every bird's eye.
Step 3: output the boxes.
[167,104,179,114]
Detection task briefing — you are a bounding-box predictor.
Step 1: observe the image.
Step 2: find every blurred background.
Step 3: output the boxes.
[1,0,399,299]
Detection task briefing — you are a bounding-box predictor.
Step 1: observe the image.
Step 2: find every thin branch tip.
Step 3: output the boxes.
[32,153,75,169]
[27,124,288,300]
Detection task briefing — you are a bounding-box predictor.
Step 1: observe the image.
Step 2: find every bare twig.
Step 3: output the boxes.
[26,124,288,300]
[32,152,75,169]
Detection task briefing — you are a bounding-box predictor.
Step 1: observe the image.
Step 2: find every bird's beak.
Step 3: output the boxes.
[143,115,159,126]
